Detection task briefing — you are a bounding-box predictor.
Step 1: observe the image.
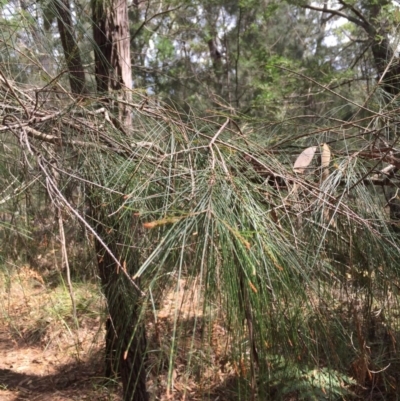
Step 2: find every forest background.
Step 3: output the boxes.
[1,0,400,400]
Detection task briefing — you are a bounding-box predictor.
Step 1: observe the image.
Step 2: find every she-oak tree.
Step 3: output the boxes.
[55,0,147,400]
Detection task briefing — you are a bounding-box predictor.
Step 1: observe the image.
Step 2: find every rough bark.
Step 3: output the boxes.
[54,0,87,95]
[94,215,148,401]
[92,0,111,94]
[92,2,145,400]
[92,0,132,128]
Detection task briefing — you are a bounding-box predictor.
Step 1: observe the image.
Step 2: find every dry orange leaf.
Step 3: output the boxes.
[143,221,158,229]
[240,358,247,376]
[249,281,258,293]
[143,216,182,229]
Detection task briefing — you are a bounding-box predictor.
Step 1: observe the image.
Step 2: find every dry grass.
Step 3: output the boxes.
[0,266,245,401]
[146,277,243,400]
[0,265,118,401]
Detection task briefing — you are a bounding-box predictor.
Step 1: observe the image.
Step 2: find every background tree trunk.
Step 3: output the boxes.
[54,0,87,95]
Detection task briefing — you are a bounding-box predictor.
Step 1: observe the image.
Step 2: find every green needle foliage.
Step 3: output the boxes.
[1,78,400,398]
[47,92,396,398]
[2,5,400,395]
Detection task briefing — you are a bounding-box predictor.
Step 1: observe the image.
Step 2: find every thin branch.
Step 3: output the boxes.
[277,65,378,116]
[302,4,367,29]
[131,6,182,42]
[0,70,30,118]
[337,0,371,29]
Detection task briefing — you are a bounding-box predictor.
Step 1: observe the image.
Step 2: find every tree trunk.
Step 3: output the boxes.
[370,38,400,96]
[54,0,87,95]
[92,2,146,399]
[56,0,147,397]
[365,1,400,96]
[92,0,132,128]
[94,219,148,401]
